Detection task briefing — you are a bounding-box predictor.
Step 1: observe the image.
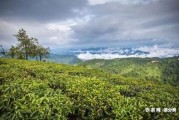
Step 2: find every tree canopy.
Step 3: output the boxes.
[9,29,50,61]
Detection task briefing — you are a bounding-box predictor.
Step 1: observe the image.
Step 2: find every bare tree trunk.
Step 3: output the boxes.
[25,53,28,60]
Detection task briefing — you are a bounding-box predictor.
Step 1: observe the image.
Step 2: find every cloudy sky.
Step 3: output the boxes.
[0,0,179,52]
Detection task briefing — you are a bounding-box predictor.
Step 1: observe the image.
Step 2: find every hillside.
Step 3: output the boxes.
[0,58,178,119]
[44,54,82,64]
[80,57,179,85]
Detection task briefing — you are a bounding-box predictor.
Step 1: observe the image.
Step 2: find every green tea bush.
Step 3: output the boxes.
[0,58,178,119]
[0,79,73,120]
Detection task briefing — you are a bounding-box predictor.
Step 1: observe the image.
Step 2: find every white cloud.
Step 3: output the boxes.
[47,24,71,32]
[49,36,58,40]
[88,0,160,5]
[88,0,116,5]
[0,13,97,49]
[0,19,76,48]
[46,20,76,32]
[137,45,179,58]
[77,52,139,60]
[77,45,179,60]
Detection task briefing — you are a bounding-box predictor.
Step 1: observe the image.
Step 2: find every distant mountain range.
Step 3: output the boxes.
[1,46,179,64]
[73,47,149,55]
[44,47,155,64]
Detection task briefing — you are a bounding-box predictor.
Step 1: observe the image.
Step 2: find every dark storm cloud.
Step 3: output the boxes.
[0,0,179,50]
[140,16,179,29]
[72,16,120,43]
[0,0,87,21]
[0,0,88,49]
[71,0,179,47]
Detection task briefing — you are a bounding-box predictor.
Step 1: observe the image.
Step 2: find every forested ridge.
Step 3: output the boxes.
[80,57,179,86]
[0,58,178,119]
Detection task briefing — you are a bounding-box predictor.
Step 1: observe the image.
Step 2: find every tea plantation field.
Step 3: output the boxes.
[0,58,178,119]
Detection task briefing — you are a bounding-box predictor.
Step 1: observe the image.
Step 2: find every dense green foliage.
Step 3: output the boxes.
[80,57,179,85]
[0,58,178,119]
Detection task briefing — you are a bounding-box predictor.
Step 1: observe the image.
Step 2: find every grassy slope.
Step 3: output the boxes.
[80,57,179,85]
[0,58,179,119]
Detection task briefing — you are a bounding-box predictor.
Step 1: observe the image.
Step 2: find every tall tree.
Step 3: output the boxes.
[12,29,50,60]
[14,29,32,60]
[36,45,50,61]
[9,46,16,58]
